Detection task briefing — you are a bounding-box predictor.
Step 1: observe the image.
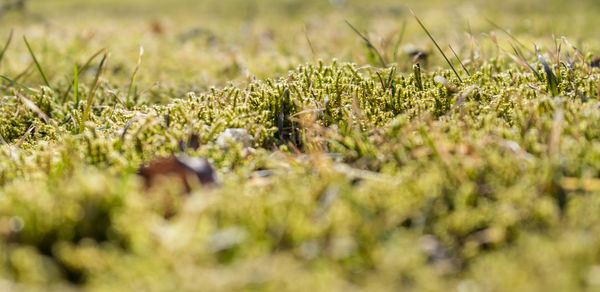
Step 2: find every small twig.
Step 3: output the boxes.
[14,125,35,148]
[18,94,50,123]
[0,132,9,146]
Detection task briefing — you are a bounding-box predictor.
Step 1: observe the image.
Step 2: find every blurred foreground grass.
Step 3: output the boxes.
[1,0,600,291]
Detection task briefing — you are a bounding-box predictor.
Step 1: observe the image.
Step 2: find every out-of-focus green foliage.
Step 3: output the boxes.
[1,0,600,291]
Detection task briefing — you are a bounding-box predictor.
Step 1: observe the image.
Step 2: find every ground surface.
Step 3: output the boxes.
[1,0,600,291]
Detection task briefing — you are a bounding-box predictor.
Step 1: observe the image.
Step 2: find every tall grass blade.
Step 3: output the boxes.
[73,64,79,107]
[553,32,561,68]
[13,61,33,82]
[23,36,51,89]
[0,29,14,69]
[376,71,386,89]
[536,46,559,96]
[0,74,36,94]
[81,49,108,129]
[345,20,386,68]
[449,45,470,77]
[510,42,542,82]
[127,45,144,105]
[386,66,396,91]
[409,8,462,82]
[392,21,406,63]
[61,47,107,102]
[485,18,534,55]
[303,24,318,64]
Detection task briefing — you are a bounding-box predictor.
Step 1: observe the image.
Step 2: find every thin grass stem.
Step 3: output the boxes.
[409,9,462,82]
[0,29,14,69]
[23,36,51,89]
[449,45,470,77]
[345,20,386,68]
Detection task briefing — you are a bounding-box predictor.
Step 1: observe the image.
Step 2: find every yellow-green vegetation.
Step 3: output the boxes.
[2,0,600,291]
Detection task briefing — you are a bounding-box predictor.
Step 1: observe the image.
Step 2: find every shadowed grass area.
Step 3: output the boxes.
[1,0,600,291]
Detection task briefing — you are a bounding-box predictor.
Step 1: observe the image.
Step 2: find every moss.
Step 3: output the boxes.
[1,0,600,290]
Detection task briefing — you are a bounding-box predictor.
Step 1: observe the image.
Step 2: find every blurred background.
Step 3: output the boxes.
[0,0,599,93]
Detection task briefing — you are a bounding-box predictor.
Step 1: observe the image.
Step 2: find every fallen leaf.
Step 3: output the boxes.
[138,155,216,193]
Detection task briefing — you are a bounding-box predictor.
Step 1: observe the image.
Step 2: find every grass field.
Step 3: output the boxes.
[2,0,600,291]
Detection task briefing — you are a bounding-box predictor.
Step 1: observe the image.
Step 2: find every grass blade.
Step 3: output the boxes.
[13,61,33,82]
[81,49,109,129]
[126,45,144,106]
[376,71,386,90]
[449,45,470,77]
[510,42,542,82]
[485,18,534,55]
[0,29,14,69]
[303,23,318,65]
[23,36,51,89]
[536,46,559,96]
[345,20,386,68]
[386,66,396,91]
[0,74,36,94]
[73,64,79,107]
[409,8,462,83]
[60,47,107,102]
[553,32,561,68]
[392,21,406,63]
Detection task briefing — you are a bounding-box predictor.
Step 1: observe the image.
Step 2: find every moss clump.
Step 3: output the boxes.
[2,0,600,290]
